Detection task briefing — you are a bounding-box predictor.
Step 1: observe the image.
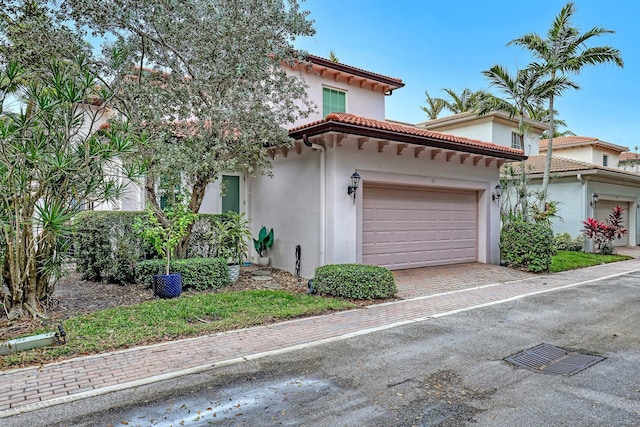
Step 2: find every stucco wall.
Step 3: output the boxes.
[432,120,540,155]
[252,139,504,276]
[436,122,493,144]
[529,178,639,249]
[249,149,322,278]
[286,68,386,128]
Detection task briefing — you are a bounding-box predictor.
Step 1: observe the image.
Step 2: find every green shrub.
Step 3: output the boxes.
[186,214,229,258]
[135,257,229,291]
[73,211,227,284]
[73,211,153,284]
[500,222,554,273]
[313,264,397,299]
[553,233,585,252]
[553,233,572,251]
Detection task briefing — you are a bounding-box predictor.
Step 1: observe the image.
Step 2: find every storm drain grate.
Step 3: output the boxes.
[505,343,604,376]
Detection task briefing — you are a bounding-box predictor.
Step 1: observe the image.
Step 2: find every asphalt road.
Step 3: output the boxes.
[6,271,640,426]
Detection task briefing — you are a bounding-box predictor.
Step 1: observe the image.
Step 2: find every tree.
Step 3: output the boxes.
[479,65,554,220]
[0,59,139,319]
[526,104,575,138]
[0,1,90,73]
[64,0,316,255]
[510,2,623,198]
[439,87,486,114]
[420,90,444,120]
[479,65,557,152]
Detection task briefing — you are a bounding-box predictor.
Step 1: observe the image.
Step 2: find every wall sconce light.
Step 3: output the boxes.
[492,184,502,202]
[347,171,361,204]
[590,193,599,207]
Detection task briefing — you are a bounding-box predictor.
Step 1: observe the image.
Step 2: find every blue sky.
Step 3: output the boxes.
[295,0,638,150]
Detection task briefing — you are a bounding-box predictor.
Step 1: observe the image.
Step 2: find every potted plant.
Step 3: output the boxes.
[210,212,252,282]
[136,196,198,298]
[253,226,274,266]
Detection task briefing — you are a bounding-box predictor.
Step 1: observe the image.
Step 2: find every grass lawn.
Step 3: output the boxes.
[0,290,355,369]
[550,250,632,273]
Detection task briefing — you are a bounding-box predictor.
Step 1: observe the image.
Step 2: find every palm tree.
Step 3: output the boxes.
[510,2,624,197]
[527,104,575,138]
[479,65,555,221]
[420,90,444,120]
[479,65,552,151]
[440,87,486,114]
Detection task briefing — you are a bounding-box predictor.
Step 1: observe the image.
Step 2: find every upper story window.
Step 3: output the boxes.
[603,154,609,166]
[323,87,346,117]
[511,132,523,150]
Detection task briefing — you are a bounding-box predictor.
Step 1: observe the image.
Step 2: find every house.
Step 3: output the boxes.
[99,55,526,277]
[513,136,640,250]
[618,151,640,173]
[247,56,525,277]
[416,110,547,156]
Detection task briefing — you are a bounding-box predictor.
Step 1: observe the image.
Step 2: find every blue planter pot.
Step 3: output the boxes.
[153,273,182,299]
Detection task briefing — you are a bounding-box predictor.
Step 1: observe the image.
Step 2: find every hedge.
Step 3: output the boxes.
[72,211,227,284]
[500,221,554,272]
[135,257,229,291]
[313,264,397,299]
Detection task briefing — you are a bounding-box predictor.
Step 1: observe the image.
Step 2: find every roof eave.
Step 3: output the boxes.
[290,121,526,161]
[306,55,405,90]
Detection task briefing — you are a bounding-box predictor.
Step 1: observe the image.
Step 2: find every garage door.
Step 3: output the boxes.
[362,185,477,270]
[595,201,630,247]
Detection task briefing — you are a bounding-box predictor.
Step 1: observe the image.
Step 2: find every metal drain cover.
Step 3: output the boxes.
[505,343,604,376]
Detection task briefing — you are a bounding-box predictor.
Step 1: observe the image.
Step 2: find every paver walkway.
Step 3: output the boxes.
[2,259,640,418]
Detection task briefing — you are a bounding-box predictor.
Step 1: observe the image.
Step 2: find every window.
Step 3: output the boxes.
[323,87,346,117]
[603,154,609,166]
[511,132,523,150]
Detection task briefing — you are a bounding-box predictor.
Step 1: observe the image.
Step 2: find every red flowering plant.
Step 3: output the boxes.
[582,205,627,254]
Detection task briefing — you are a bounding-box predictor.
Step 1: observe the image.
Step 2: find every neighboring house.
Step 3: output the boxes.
[514,137,640,249]
[618,151,640,173]
[416,110,547,156]
[97,55,526,277]
[539,136,629,168]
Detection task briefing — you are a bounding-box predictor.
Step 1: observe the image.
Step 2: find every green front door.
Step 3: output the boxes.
[222,175,240,213]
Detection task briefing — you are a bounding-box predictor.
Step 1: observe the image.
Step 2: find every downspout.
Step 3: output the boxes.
[303,135,326,266]
[577,173,587,214]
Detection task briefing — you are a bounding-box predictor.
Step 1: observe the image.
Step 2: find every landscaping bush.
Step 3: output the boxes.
[73,211,227,284]
[500,222,554,272]
[553,233,585,252]
[135,257,229,291]
[186,214,229,258]
[313,264,397,299]
[73,211,153,284]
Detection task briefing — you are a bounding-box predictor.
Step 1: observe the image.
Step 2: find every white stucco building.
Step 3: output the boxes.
[513,136,640,250]
[99,55,528,277]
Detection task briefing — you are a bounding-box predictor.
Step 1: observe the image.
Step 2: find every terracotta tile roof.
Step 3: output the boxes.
[290,113,525,158]
[539,136,628,153]
[619,152,640,162]
[305,54,403,86]
[509,155,640,178]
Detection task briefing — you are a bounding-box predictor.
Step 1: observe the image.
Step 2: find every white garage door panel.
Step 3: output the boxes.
[595,201,630,247]
[362,186,478,269]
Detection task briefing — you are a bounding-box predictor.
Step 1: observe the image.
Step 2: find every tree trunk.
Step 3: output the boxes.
[176,178,208,258]
[541,76,556,200]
